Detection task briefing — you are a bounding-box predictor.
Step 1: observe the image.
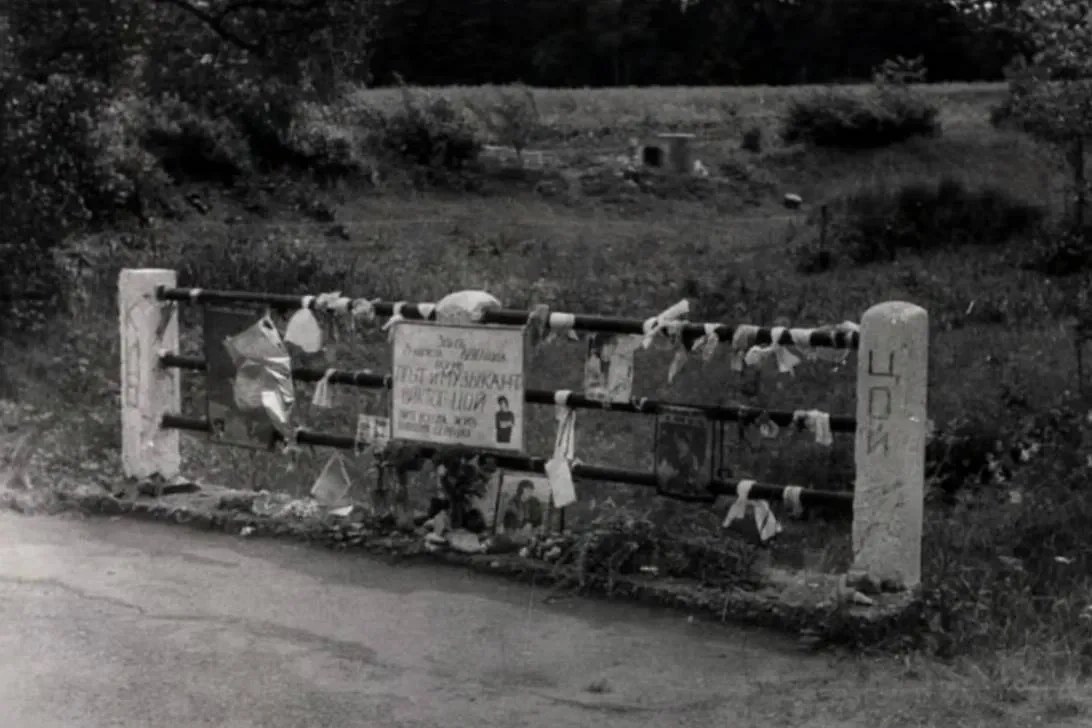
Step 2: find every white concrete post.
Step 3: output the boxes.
[851,301,928,591]
[119,269,181,479]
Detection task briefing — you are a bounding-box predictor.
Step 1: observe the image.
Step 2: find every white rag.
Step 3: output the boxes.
[795,409,833,446]
[723,479,782,542]
[311,368,337,408]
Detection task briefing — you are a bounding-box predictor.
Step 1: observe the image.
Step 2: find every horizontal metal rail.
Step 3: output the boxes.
[156,286,859,350]
[160,354,857,433]
[161,414,854,511]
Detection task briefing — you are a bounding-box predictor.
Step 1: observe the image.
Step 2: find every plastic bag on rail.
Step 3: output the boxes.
[285,308,324,353]
[435,290,502,324]
[223,315,295,436]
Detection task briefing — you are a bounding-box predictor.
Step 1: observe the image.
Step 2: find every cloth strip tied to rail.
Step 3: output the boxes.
[155,286,860,350]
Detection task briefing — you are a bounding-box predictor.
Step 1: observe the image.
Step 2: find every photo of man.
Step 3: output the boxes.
[494,473,553,537]
[494,395,515,444]
[501,479,545,532]
[655,410,712,499]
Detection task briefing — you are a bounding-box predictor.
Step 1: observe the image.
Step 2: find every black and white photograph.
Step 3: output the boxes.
[654,407,714,501]
[1,0,1062,722]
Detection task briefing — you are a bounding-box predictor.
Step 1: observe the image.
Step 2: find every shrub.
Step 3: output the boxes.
[377,86,482,170]
[140,95,252,184]
[470,85,542,163]
[285,101,374,182]
[1022,221,1092,277]
[90,93,174,219]
[780,87,940,149]
[920,407,1092,660]
[828,177,1043,265]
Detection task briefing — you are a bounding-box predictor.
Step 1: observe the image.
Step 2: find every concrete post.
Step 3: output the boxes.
[119,269,181,479]
[851,301,928,591]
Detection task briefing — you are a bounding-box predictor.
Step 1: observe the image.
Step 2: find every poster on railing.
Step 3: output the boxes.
[654,406,715,502]
[583,333,638,403]
[203,307,278,450]
[390,322,526,452]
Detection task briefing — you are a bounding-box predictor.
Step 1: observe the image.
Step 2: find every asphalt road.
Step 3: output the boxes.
[0,511,991,728]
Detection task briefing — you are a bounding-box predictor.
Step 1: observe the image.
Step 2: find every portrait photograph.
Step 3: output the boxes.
[493,472,555,537]
[654,408,714,501]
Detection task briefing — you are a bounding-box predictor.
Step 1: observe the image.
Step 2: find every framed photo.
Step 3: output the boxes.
[493,472,556,537]
[654,406,715,502]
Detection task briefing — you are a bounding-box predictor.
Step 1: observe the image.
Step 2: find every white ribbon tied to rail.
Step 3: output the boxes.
[525,304,551,350]
[729,325,759,372]
[793,409,834,446]
[544,312,580,344]
[668,321,722,383]
[349,298,378,333]
[544,390,578,508]
[381,301,408,341]
[311,368,337,408]
[782,485,805,519]
[797,321,860,364]
[642,299,690,350]
[744,326,802,375]
[665,321,691,383]
[313,291,351,314]
[693,323,721,363]
[722,479,782,542]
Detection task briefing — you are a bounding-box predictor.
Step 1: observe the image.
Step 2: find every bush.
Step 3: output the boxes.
[0,73,166,331]
[90,94,174,218]
[920,411,1092,660]
[141,95,252,184]
[469,85,542,162]
[827,177,1043,265]
[377,86,482,170]
[286,101,374,182]
[780,87,940,149]
[1022,222,1092,277]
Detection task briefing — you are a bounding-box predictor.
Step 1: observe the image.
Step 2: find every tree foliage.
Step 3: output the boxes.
[992,2,1092,224]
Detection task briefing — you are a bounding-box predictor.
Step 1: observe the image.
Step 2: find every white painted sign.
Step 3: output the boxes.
[391,322,525,452]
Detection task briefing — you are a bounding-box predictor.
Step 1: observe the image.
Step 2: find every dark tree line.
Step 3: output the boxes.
[366,0,1024,87]
[2,0,1026,93]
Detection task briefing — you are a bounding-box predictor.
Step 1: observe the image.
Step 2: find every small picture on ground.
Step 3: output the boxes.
[493,472,554,537]
[654,408,714,501]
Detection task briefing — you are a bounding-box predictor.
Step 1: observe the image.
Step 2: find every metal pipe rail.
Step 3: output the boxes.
[160,354,857,433]
[161,414,853,511]
[156,286,860,350]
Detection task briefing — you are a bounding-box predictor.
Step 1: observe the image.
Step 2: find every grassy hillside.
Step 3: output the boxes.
[4,82,1092,707]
